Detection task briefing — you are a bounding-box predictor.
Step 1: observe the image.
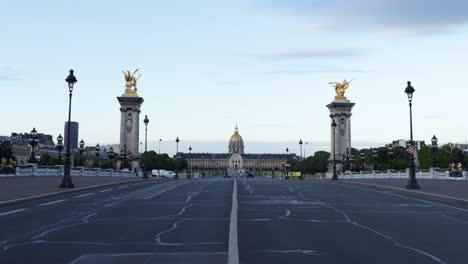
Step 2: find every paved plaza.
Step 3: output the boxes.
[0,177,467,263]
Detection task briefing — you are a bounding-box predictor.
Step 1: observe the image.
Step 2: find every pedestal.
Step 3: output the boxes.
[117,94,144,157]
[327,99,355,174]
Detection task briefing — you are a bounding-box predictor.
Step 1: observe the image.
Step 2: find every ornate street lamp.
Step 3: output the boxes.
[345,147,351,171]
[60,70,77,188]
[120,144,129,169]
[404,81,420,189]
[188,146,192,179]
[175,137,180,179]
[108,146,114,158]
[431,135,438,167]
[95,143,100,167]
[56,134,64,160]
[299,139,304,180]
[29,127,38,163]
[331,117,338,180]
[387,144,393,170]
[143,115,149,152]
[79,139,85,166]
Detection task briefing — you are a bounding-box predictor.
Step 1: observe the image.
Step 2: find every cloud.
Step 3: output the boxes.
[0,66,21,81]
[257,48,363,60]
[0,76,19,81]
[260,0,468,34]
[262,68,367,75]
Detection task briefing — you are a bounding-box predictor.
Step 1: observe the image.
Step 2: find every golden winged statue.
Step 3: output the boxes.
[329,78,354,100]
[122,69,141,95]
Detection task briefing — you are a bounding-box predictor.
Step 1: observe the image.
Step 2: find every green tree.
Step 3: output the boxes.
[417,145,431,169]
[38,154,62,166]
[0,141,13,161]
[310,151,330,173]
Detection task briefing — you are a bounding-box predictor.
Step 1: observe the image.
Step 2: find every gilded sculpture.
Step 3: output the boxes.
[122,69,141,95]
[329,78,354,100]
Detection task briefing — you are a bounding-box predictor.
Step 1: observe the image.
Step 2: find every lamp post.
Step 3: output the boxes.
[79,139,85,167]
[60,70,77,188]
[143,115,149,152]
[56,134,64,160]
[120,144,128,169]
[175,137,180,179]
[431,135,438,167]
[188,146,192,179]
[95,143,100,168]
[299,139,303,180]
[285,147,289,179]
[28,127,38,163]
[331,117,338,180]
[158,139,162,178]
[404,81,420,189]
[108,146,114,169]
[345,147,350,171]
[387,144,393,170]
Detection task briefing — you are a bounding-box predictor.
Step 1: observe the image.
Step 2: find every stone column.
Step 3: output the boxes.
[327,99,355,174]
[117,94,144,158]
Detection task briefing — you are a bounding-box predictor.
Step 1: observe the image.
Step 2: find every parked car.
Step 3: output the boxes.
[151,169,176,178]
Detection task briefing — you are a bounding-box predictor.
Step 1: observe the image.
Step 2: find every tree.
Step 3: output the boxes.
[310,151,330,173]
[38,154,62,166]
[0,141,13,161]
[416,145,431,169]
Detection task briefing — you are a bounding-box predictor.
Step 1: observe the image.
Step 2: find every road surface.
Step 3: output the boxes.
[0,178,467,263]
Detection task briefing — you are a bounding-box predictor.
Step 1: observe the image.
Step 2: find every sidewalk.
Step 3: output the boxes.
[344,178,468,201]
[0,176,144,203]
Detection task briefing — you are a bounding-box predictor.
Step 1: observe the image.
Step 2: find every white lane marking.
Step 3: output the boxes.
[38,199,66,207]
[228,180,239,264]
[0,208,27,216]
[117,185,129,189]
[342,183,468,212]
[99,189,113,193]
[145,181,190,199]
[73,193,94,198]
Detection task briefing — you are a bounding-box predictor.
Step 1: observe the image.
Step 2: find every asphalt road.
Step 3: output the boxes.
[0,178,467,264]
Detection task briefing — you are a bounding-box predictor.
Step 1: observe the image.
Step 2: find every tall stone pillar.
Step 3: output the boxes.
[327,96,355,174]
[117,94,144,157]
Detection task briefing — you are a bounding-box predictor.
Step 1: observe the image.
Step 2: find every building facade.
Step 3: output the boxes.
[178,126,295,172]
[2,131,59,164]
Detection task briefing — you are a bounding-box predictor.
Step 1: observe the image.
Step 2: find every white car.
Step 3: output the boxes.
[152,169,176,178]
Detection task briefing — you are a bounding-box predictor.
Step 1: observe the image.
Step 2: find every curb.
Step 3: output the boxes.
[343,180,468,203]
[0,178,159,207]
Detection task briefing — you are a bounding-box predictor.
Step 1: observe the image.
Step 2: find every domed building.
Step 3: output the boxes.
[177,125,297,176]
[228,125,244,154]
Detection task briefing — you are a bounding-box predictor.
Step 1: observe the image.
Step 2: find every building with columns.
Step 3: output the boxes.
[178,126,295,173]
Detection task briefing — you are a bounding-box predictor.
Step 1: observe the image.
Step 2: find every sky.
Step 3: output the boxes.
[1,0,468,156]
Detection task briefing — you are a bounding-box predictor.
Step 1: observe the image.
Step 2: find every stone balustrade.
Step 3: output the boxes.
[1,165,138,177]
[336,168,467,180]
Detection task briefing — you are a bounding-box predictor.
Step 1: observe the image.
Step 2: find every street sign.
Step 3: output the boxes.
[407,146,416,155]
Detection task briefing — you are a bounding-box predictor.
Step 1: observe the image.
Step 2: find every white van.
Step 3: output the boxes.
[152,169,176,178]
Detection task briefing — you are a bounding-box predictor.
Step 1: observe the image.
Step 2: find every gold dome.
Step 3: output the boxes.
[229,126,243,143]
[229,125,244,154]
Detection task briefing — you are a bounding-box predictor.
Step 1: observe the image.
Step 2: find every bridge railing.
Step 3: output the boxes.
[1,165,139,177]
[337,168,467,180]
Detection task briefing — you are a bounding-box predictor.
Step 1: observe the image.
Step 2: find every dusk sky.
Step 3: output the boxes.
[2,0,468,156]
